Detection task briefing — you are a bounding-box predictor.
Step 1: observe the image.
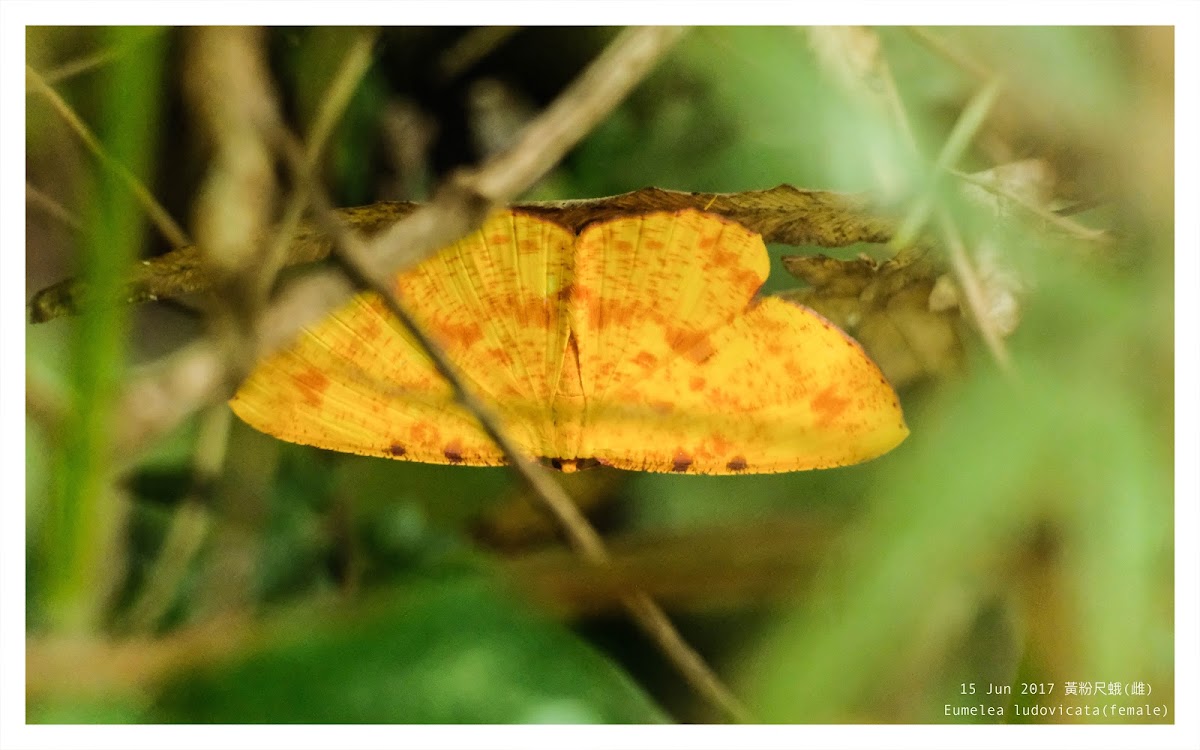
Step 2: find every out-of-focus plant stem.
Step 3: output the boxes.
[40,27,168,632]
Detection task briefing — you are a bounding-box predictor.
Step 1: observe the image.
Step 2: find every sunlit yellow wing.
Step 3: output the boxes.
[587,297,909,473]
[232,208,907,473]
[230,210,575,464]
[569,210,769,460]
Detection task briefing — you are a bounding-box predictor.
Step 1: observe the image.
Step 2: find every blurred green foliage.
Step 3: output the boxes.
[150,575,666,724]
[25,26,1173,725]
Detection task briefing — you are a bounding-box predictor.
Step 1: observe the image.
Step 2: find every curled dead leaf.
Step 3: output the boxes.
[781,251,965,388]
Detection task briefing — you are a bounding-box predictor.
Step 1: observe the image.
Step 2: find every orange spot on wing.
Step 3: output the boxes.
[412,421,441,445]
[682,336,717,364]
[293,368,330,407]
[436,319,484,350]
[811,385,851,427]
[711,249,739,268]
[634,350,657,369]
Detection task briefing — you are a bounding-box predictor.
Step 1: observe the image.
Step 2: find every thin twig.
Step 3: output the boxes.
[951,168,1111,243]
[880,76,1016,373]
[437,26,519,82]
[185,26,280,297]
[260,23,748,722]
[104,29,748,717]
[472,27,687,201]
[40,28,164,85]
[904,26,994,84]
[360,27,689,279]
[890,78,1003,249]
[26,181,82,232]
[112,27,686,458]
[937,208,1015,376]
[256,29,379,305]
[26,65,190,249]
[291,141,750,722]
[122,406,231,634]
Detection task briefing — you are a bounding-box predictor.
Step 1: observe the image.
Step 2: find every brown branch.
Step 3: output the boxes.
[507,515,838,616]
[437,26,519,82]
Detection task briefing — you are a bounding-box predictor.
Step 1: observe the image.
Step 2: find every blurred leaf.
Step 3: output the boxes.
[745,255,1172,721]
[338,454,514,530]
[622,456,891,533]
[28,694,147,724]
[153,575,666,723]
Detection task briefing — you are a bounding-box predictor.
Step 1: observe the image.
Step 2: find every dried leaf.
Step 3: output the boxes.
[781,251,965,388]
[28,185,896,323]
